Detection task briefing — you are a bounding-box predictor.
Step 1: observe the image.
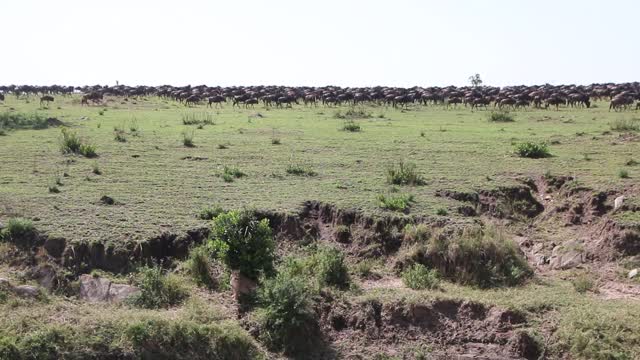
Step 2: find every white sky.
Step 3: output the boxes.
[1,0,638,87]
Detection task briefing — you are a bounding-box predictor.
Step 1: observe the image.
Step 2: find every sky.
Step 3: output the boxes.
[1,0,638,87]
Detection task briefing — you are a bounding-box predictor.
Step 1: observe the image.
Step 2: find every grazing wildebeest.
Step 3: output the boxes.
[40,95,54,106]
[207,95,225,108]
[184,95,201,107]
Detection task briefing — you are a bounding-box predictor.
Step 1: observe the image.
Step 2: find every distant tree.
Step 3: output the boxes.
[469,74,483,88]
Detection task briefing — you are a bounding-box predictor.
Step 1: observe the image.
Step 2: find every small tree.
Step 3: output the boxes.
[209,210,275,281]
[469,73,483,88]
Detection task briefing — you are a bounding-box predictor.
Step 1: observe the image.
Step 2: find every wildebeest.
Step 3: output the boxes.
[184,95,201,106]
[207,95,225,108]
[40,95,54,106]
[609,95,634,111]
[0,93,4,102]
[81,92,103,106]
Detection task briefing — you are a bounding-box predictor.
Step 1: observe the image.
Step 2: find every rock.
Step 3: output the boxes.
[549,241,585,270]
[79,274,139,303]
[629,268,639,279]
[614,196,625,212]
[44,237,66,258]
[534,254,547,266]
[13,285,39,298]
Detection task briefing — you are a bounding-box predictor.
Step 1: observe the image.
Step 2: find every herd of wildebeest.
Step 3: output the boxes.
[1,83,640,111]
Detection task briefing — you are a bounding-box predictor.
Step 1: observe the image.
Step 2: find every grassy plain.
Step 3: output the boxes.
[0,96,637,244]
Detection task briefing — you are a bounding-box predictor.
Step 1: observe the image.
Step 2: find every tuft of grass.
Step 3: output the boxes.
[198,205,224,220]
[223,166,246,179]
[182,129,195,147]
[286,163,317,177]
[114,130,127,142]
[436,208,448,216]
[217,144,229,149]
[271,138,281,145]
[402,263,440,290]
[618,169,630,179]
[185,245,218,289]
[354,259,377,278]
[404,224,532,288]
[377,193,414,212]
[514,141,551,158]
[572,274,595,294]
[182,113,215,126]
[60,128,82,154]
[610,118,639,132]
[48,185,60,193]
[128,265,188,309]
[342,119,362,132]
[79,143,97,158]
[92,162,101,175]
[0,218,38,248]
[488,111,515,122]
[386,161,425,186]
[60,128,97,158]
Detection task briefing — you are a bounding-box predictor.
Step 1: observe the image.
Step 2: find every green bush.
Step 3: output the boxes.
[128,266,188,309]
[309,246,350,289]
[488,111,515,122]
[354,259,377,278]
[377,193,414,212]
[18,326,69,360]
[125,318,260,360]
[256,272,317,354]
[402,263,440,290]
[186,245,217,289]
[386,161,425,185]
[209,210,275,281]
[1,218,38,248]
[514,142,551,158]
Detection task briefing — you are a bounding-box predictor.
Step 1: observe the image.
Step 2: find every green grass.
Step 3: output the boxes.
[128,266,189,309]
[610,118,639,132]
